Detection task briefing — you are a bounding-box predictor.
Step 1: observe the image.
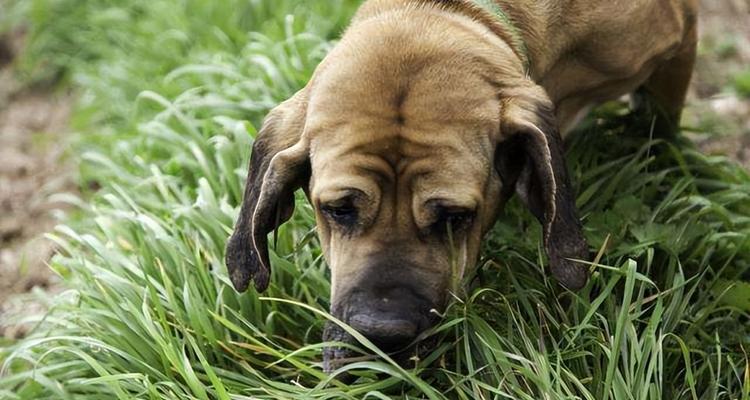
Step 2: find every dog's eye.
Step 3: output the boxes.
[321,200,358,226]
[433,206,476,234]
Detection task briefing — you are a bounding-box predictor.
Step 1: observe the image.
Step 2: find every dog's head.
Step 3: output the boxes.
[225,7,587,367]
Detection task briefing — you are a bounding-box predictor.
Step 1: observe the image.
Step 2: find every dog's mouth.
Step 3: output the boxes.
[321,319,438,375]
[322,322,355,374]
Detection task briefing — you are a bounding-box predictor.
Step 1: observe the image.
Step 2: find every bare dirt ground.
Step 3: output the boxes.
[0,30,73,338]
[0,0,748,340]
[687,0,750,166]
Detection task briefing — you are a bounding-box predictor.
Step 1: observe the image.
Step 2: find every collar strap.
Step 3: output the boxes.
[465,0,530,72]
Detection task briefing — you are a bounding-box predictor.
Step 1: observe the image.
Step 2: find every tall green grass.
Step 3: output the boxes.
[1,0,749,398]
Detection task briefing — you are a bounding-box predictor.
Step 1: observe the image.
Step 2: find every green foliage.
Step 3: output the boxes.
[733,69,750,98]
[13,0,357,130]
[0,0,23,33]
[1,0,749,399]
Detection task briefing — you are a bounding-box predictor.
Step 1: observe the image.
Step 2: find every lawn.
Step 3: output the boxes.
[1,0,749,399]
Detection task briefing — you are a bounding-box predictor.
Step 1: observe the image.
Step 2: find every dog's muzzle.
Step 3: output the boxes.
[346,285,430,350]
[323,279,439,372]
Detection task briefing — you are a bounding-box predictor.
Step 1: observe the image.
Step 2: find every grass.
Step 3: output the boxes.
[1,0,750,398]
[734,69,750,98]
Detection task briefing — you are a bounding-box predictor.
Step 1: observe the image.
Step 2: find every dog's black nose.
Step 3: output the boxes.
[349,313,419,351]
[340,282,434,353]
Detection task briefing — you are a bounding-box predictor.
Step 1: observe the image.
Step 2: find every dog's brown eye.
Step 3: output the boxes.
[321,201,358,226]
[433,207,476,234]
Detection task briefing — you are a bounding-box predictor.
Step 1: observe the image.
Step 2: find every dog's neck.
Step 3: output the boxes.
[436,0,531,72]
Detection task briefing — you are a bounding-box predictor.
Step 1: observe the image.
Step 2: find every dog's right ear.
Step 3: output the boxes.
[225,89,310,293]
[494,85,589,290]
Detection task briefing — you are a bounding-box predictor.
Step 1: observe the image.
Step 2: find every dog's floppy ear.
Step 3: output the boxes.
[225,90,310,292]
[495,86,589,290]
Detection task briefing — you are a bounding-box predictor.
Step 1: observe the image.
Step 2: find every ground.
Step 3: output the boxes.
[0,0,748,339]
[687,0,750,166]
[0,30,72,338]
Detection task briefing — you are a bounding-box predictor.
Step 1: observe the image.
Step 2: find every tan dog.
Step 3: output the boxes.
[226,0,697,367]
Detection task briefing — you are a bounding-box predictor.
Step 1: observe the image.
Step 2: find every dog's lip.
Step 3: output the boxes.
[322,320,440,378]
[349,314,419,339]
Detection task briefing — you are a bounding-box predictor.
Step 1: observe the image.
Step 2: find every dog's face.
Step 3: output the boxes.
[307,49,505,351]
[225,10,588,368]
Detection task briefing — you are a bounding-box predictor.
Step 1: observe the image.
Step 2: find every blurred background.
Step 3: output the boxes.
[0,0,748,337]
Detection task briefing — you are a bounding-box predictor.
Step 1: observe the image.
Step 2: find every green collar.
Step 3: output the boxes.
[467,0,530,72]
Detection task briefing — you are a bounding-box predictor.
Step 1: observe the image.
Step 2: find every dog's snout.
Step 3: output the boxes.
[341,283,433,351]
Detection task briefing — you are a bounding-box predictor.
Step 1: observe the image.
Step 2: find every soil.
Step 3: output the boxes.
[687,0,750,166]
[0,0,748,340]
[0,30,73,338]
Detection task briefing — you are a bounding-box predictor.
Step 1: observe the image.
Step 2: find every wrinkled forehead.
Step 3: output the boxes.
[307,51,501,129]
[304,34,504,200]
[308,122,494,203]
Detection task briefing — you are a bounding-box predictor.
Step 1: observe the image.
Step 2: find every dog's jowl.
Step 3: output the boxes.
[225,0,698,370]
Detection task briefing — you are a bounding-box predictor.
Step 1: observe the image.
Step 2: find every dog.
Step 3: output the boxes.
[226,0,698,369]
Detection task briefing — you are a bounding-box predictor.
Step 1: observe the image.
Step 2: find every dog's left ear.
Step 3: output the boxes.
[225,89,311,293]
[495,86,589,290]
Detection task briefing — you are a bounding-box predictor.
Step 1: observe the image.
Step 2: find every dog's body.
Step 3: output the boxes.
[226,0,697,369]
[355,0,697,134]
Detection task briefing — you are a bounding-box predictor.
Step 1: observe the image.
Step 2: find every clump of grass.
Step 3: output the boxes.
[0,0,23,35]
[1,0,749,398]
[11,0,357,134]
[733,69,750,98]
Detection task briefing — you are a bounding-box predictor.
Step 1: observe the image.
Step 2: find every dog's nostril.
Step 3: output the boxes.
[349,314,418,350]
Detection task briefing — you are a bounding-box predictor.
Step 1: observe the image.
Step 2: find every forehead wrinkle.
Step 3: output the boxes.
[400,126,493,166]
[353,160,395,185]
[324,128,490,183]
